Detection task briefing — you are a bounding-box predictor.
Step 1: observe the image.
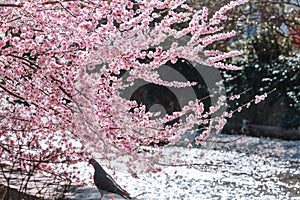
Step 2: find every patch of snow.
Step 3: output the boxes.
[65,134,299,199]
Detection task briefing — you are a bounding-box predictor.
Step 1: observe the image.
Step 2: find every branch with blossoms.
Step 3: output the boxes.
[0,0,263,196]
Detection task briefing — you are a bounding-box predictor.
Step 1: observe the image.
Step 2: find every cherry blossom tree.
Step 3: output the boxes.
[0,0,251,192]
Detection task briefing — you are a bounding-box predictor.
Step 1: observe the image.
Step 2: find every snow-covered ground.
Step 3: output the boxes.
[65,134,300,200]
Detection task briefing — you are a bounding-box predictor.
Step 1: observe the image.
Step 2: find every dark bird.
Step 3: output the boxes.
[89,159,132,200]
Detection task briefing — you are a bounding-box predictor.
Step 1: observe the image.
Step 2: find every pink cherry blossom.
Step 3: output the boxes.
[0,0,253,190]
[255,93,268,104]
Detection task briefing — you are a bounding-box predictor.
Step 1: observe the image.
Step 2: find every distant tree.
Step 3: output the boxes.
[221,58,299,128]
[189,0,300,59]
